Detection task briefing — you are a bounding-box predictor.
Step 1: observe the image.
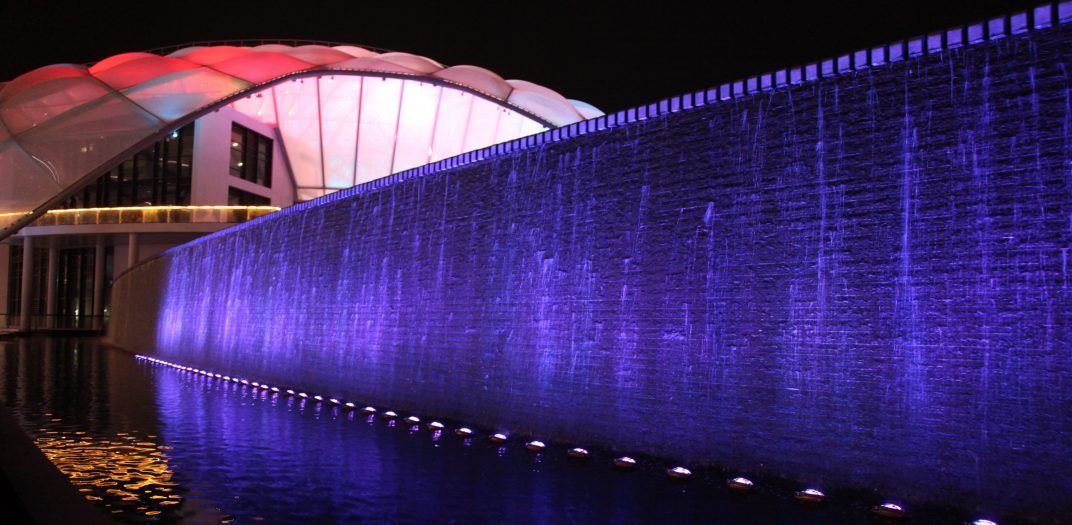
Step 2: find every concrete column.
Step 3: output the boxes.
[19,236,33,331]
[45,243,57,329]
[93,236,106,326]
[127,232,139,269]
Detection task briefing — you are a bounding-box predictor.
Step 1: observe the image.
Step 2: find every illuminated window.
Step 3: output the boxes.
[230,123,273,188]
[62,124,194,208]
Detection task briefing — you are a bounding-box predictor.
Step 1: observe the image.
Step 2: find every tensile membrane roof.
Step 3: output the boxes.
[0,43,602,233]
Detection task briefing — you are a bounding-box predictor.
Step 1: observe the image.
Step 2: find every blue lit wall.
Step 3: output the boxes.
[110,21,1072,519]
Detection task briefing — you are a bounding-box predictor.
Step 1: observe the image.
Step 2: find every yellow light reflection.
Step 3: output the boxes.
[33,427,184,521]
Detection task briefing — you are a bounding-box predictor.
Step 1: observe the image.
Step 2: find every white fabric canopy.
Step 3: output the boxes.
[0,44,602,231]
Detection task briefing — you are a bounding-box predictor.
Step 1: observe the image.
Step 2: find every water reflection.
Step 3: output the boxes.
[0,337,191,523]
[1,338,981,524]
[35,426,182,519]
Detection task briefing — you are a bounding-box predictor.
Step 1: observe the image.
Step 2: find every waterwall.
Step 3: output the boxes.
[111,7,1072,519]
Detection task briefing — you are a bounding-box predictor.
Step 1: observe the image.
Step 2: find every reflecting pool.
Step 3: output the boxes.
[1,337,978,523]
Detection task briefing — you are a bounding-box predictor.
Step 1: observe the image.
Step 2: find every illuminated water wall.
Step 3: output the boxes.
[111,14,1072,520]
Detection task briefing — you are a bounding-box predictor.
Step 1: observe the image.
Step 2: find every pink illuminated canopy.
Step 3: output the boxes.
[0,43,602,235]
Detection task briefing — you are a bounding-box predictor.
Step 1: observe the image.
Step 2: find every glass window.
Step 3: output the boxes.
[7,245,22,318]
[230,123,273,188]
[227,187,271,206]
[61,124,194,208]
[7,246,48,319]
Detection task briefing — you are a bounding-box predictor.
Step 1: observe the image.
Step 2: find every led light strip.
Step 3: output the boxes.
[134,354,1001,524]
[46,206,280,214]
[2,206,281,219]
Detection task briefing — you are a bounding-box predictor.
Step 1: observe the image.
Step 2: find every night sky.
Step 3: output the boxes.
[0,0,1047,112]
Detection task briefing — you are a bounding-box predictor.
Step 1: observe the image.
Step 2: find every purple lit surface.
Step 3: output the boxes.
[0,337,985,524]
[110,22,1072,520]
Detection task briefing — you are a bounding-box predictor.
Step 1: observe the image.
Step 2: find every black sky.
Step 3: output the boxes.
[0,0,1047,112]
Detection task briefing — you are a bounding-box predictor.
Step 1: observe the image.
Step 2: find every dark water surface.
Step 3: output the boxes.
[0,337,987,524]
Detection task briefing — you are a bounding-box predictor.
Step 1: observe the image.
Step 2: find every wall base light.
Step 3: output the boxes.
[526,440,546,452]
[667,466,692,480]
[872,502,907,519]
[795,488,827,504]
[727,476,754,491]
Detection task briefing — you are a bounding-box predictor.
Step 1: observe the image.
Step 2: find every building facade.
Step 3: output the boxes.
[1,106,290,330]
[0,41,599,331]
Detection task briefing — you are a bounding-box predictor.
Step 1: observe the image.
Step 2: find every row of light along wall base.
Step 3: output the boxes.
[135,355,1002,525]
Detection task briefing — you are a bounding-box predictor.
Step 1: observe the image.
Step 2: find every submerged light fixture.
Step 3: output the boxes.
[405,416,421,425]
[382,411,398,420]
[667,466,693,480]
[613,456,638,470]
[526,440,546,452]
[971,520,999,525]
[490,433,508,444]
[362,406,377,415]
[872,502,908,519]
[567,447,590,460]
[727,476,755,491]
[795,488,828,504]
[427,421,445,431]
[455,427,474,437]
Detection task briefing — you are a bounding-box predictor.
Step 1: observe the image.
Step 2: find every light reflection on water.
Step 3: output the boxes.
[0,337,201,523]
[0,337,976,524]
[34,426,182,519]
